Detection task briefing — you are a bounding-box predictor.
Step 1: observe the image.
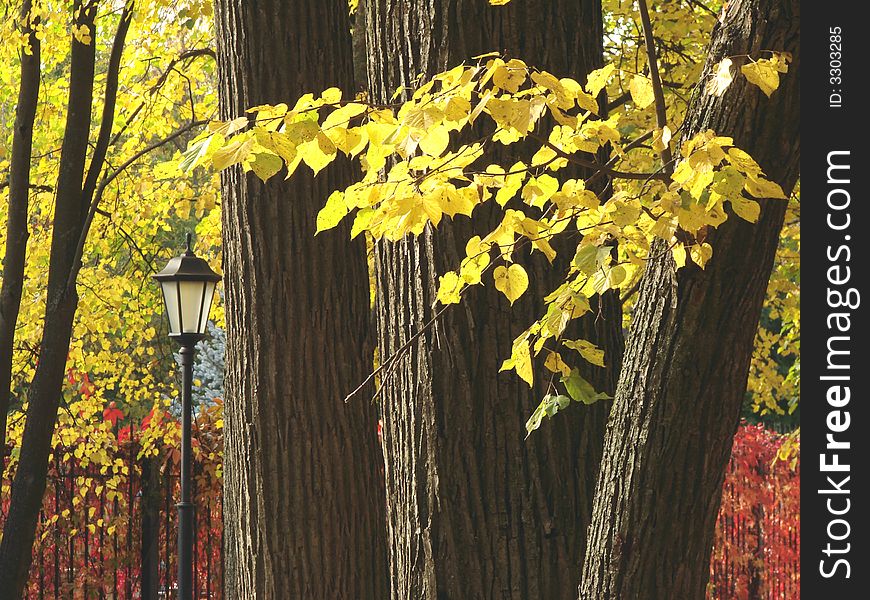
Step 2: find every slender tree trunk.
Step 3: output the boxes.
[364,2,622,598]
[0,0,40,475]
[214,2,388,597]
[579,1,799,598]
[0,2,99,594]
[139,456,160,600]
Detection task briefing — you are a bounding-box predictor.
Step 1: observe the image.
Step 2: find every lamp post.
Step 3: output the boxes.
[154,233,220,600]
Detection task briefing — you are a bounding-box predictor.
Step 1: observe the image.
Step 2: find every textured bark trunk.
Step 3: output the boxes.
[579,1,799,598]
[363,2,621,598]
[214,2,388,598]
[0,2,98,595]
[0,0,40,475]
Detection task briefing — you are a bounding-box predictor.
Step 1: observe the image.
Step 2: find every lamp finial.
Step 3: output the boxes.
[185,232,193,254]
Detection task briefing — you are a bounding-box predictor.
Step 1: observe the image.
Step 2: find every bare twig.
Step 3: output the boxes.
[109,47,215,147]
[529,133,670,182]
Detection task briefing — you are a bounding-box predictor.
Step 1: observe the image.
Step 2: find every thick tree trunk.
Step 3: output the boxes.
[0,0,40,475]
[579,1,799,598]
[213,2,388,598]
[364,2,622,598]
[0,2,99,595]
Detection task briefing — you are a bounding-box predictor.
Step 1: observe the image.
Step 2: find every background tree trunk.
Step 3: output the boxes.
[213,1,388,598]
[363,2,622,598]
[0,0,40,479]
[579,1,799,598]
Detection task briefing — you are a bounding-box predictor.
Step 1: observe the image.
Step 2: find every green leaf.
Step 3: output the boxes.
[179,134,215,173]
[525,394,571,437]
[561,369,610,405]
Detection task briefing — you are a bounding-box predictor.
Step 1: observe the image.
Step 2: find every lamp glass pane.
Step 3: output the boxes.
[179,280,206,333]
[198,281,216,334]
[160,280,181,335]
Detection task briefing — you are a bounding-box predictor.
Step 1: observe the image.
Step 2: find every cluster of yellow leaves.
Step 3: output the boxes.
[177,48,789,433]
[706,51,791,98]
[748,192,799,417]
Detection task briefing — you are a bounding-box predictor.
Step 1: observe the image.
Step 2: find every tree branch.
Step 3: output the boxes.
[637,0,674,174]
[81,1,135,215]
[66,119,208,292]
[109,47,216,147]
[0,0,41,492]
[684,0,718,18]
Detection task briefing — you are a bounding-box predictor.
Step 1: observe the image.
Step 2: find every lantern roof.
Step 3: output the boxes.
[153,233,221,283]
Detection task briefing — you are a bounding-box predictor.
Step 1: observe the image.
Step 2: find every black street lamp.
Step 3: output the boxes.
[154,233,220,600]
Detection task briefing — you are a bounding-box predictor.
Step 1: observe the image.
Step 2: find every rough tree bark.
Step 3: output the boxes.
[213,2,387,598]
[0,0,40,476]
[364,1,622,598]
[580,1,799,598]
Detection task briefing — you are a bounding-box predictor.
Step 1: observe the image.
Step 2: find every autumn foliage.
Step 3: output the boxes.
[1,372,224,598]
[709,424,800,599]
[3,403,796,599]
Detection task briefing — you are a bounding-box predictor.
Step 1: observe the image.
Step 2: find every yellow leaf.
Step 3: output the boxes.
[320,87,342,104]
[544,351,572,377]
[592,265,626,294]
[460,236,491,285]
[651,126,672,155]
[493,59,527,93]
[531,71,572,109]
[741,60,780,97]
[495,165,526,206]
[521,174,559,208]
[212,135,254,170]
[744,174,786,200]
[563,339,605,367]
[726,147,763,175]
[298,132,337,175]
[730,196,761,222]
[248,152,283,180]
[316,191,349,234]
[585,64,615,97]
[284,119,320,144]
[510,339,534,386]
[705,58,734,97]
[493,263,529,305]
[419,126,450,157]
[437,271,463,305]
[689,243,714,269]
[322,102,368,130]
[629,75,655,108]
[672,243,687,268]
